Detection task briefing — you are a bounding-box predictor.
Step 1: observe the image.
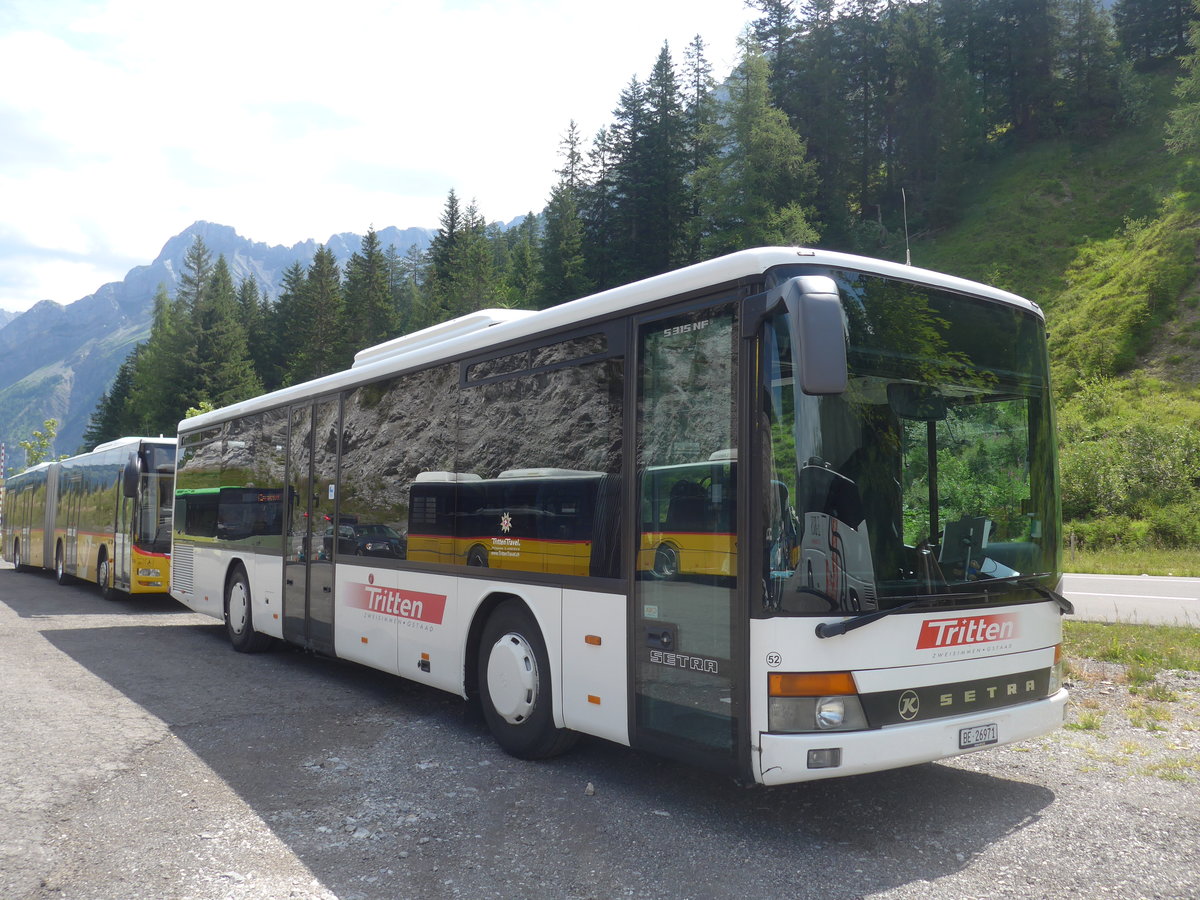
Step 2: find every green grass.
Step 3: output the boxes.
[1064,546,1200,576]
[1065,711,1105,731]
[1063,620,1200,675]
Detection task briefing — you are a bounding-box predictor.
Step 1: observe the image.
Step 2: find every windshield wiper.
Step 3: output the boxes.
[981,573,1074,615]
[815,574,1073,639]
[814,592,970,639]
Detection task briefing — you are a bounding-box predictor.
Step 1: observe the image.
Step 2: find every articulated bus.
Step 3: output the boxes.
[170,247,1070,783]
[3,437,176,598]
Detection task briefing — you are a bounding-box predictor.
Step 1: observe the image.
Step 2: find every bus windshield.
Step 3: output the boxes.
[762,268,1060,614]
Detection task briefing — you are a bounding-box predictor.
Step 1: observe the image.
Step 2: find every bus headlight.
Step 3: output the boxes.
[137,568,161,577]
[768,672,869,733]
[816,697,847,729]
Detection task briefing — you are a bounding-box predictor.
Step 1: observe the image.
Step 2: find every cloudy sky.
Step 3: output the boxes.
[0,0,753,314]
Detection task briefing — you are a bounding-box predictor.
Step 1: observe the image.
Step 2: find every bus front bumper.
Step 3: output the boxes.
[755,689,1068,785]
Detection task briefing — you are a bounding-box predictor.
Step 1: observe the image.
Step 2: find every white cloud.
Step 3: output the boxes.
[0,0,751,312]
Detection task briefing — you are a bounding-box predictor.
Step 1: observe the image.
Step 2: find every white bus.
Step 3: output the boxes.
[3,436,176,598]
[170,247,1070,783]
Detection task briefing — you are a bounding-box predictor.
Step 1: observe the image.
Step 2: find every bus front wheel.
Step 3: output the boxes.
[55,544,72,585]
[224,566,272,653]
[97,551,121,601]
[478,601,577,760]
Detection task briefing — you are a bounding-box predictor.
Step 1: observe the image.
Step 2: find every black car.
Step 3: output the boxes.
[348,523,406,558]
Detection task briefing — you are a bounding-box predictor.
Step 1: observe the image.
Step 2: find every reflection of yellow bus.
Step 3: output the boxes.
[2,437,176,598]
[408,469,611,576]
[173,485,288,549]
[638,454,736,580]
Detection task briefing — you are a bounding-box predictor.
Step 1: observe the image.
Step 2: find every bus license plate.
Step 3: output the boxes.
[959,723,998,749]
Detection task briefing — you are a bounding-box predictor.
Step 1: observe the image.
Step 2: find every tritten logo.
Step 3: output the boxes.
[916,613,1018,649]
[345,583,446,625]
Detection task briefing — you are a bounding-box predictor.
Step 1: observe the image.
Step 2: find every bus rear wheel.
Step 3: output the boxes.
[55,544,72,585]
[478,601,577,760]
[224,566,272,653]
[13,541,24,572]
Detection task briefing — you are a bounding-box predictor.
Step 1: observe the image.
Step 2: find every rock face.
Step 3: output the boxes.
[0,221,435,462]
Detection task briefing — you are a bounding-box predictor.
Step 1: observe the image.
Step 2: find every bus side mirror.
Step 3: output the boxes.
[782,276,847,396]
[122,453,142,498]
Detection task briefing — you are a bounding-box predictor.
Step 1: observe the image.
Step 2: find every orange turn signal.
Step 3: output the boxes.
[769,671,857,697]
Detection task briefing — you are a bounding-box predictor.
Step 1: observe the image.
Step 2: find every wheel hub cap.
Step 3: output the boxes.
[486,633,538,724]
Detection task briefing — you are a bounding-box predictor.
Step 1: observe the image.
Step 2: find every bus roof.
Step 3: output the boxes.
[179,246,1042,434]
[90,436,178,454]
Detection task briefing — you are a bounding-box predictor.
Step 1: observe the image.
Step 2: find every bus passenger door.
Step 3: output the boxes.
[115,467,132,589]
[64,475,82,571]
[632,301,743,768]
[283,400,339,655]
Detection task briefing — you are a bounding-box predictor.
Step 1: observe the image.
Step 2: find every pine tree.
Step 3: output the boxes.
[445,201,504,317]
[175,236,213,318]
[1059,0,1128,138]
[194,256,263,407]
[421,190,465,327]
[788,0,855,241]
[394,244,425,332]
[236,274,271,386]
[877,1,973,234]
[608,76,651,283]
[747,0,800,110]
[693,40,820,256]
[343,227,398,353]
[641,43,690,274]
[506,213,542,308]
[541,182,591,307]
[82,347,142,449]
[1168,1,1200,155]
[1114,0,1196,62]
[267,261,308,389]
[681,34,719,263]
[287,246,345,385]
[128,284,193,436]
[580,126,621,289]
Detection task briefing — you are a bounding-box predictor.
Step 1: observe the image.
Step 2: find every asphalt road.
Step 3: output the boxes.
[2,560,1198,900]
[1063,573,1200,626]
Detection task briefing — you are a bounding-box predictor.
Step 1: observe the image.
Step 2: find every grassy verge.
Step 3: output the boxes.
[1063,619,1200,675]
[1064,546,1200,576]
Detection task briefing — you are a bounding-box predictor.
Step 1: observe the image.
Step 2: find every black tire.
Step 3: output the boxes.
[652,543,679,579]
[97,551,122,601]
[55,544,72,585]
[12,541,24,572]
[478,600,577,760]
[467,545,489,567]
[224,566,272,653]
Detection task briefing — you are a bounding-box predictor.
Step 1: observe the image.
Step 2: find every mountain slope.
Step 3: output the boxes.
[0,222,435,459]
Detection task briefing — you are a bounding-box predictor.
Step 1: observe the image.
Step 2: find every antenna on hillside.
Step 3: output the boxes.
[902,188,912,266]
